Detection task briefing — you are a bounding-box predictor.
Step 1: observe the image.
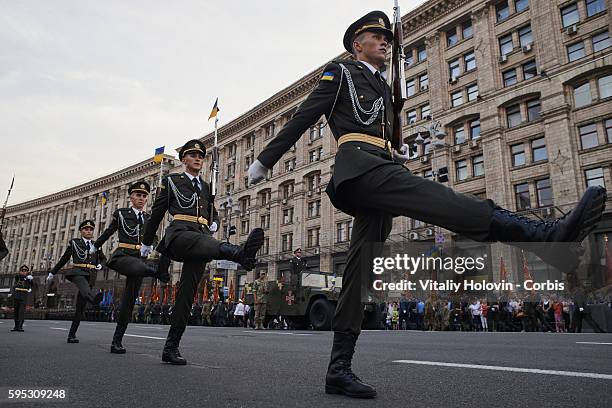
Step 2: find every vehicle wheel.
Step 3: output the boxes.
[309,299,334,331]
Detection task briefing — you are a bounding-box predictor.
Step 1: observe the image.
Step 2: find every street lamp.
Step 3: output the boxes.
[412,116,449,182]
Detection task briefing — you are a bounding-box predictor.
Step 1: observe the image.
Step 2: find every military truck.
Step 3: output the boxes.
[246,270,382,330]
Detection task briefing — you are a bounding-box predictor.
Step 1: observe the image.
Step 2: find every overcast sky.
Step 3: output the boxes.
[0,0,423,205]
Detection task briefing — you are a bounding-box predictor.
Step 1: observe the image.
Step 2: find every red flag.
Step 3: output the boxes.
[213,282,219,303]
[203,280,209,302]
[605,235,612,286]
[163,284,168,305]
[228,279,235,302]
[240,285,246,301]
[522,251,534,282]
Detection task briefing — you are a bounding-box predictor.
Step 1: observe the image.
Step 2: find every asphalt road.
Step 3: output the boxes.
[1,319,611,408]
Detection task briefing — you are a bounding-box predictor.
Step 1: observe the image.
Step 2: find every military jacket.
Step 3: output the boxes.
[50,238,105,277]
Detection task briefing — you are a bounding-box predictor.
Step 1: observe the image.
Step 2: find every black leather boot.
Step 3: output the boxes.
[489,186,606,271]
[110,324,128,354]
[17,321,24,332]
[144,255,171,283]
[325,332,376,398]
[67,321,80,343]
[218,228,264,271]
[161,326,187,365]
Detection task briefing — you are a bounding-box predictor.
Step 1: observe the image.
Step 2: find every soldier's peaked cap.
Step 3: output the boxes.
[79,219,95,230]
[179,139,206,160]
[129,180,151,195]
[343,10,393,54]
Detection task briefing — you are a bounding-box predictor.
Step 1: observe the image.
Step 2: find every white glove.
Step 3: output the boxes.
[89,245,97,254]
[247,160,268,186]
[209,221,218,233]
[46,272,54,282]
[28,289,32,293]
[393,144,411,165]
[26,275,33,280]
[579,307,584,312]
[95,264,102,270]
[140,244,153,258]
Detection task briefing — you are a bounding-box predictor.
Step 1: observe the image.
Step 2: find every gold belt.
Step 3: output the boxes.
[173,214,209,225]
[15,288,29,292]
[118,243,141,250]
[338,133,392,154]
[73,263,96,269]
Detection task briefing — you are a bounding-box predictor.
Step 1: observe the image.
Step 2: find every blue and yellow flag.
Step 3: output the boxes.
[208,98,220,120]
[101,191,109,206]
[321,71,335,81]
[153,146,165,163]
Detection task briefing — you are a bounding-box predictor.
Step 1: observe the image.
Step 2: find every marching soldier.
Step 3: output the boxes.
[10,265,33,332]
[93,180,171,354]
[48,220,105,343]
[253,271,268,330]
[248,11,606,398]
[141,139,265,365]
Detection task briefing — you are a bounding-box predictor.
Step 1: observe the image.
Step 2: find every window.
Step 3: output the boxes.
[586,0,606,17]
[472,155,484,177]
[406,49,414,66]
[406,79,415,96]
[496,1,510,21]
[464,51,476,71]
[447,28,458,47]
[265,122,275,139]
[470,119,481,139]
[460,20,472,39]
[307,228,320,248]
[519,25,533,47]
[522,60,537,80]
[424,169,433,180]
[515,0,529,13]
[592,31,611,52]
[606,119,612,143]
[499,34,514,56]
[452,91,463,107]
[561,4,580,28]
[407,110,417,124]
[567,41,585,61]
[506,104,521,128]
[515,183,531,210]
[260,214,270,229]
[421,104,431,120]
[336,222,348,243]
[240,220,250,235]
[511,143,526,166]
[579,123,599,149]
[417,45,427,62]
[503,68,518,86]
[308,200,321,217]
[574,82,592,107]
[306,173,320,191]
[284,158,296,171]
[455,159,468,181]
[467,84,479,101]
[585,168,605,188]
[527,99,541,122]
[282,233,293,252]
[536,178,552,207]
[531,137,547,161]
[308,150,317,163]
[449,59,461,79]
[282,208,294,224]
[419,72,429,89]
[454,125,466,145]
[599,75,612,98]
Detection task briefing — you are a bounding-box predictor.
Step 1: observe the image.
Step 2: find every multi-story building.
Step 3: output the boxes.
[1,0,611,305]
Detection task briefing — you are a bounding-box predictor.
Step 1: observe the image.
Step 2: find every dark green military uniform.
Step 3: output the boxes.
[143,139,264,364]
[0,232,8,261]
[50,220,105,342]
[288,249,307,288]
[11,266,33,332]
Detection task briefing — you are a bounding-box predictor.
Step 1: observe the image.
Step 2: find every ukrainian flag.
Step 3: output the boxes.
[208,98,220,120]
[153,146,165,163]
[321,71,335,81]
[101,191,109,206]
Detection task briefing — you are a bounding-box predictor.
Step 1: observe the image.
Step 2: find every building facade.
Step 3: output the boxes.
[1,0,611,304]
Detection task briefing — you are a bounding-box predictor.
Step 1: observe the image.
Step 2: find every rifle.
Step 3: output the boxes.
[390,0,407,150]
[0,175,15,234]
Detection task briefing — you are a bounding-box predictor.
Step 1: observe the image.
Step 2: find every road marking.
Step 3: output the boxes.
[576,342,612,345]
[50,327,68,331]
[124,334,165,340]
[241,330,312,336]
[392,360,612,380]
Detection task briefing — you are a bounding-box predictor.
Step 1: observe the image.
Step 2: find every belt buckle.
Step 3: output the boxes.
[135,244,141,250]
[197,216,206,225]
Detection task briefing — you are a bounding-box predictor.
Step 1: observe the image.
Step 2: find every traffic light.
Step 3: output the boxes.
[228,225,236,236]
